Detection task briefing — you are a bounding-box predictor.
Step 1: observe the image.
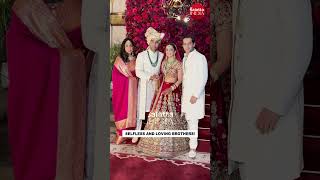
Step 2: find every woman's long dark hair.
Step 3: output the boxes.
[120,38,136,63]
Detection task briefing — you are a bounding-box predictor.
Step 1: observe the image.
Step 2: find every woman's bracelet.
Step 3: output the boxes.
[171,84,177,91]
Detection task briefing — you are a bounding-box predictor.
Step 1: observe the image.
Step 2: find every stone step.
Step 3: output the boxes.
[304,106,320,136]
[198,127,210,140]
[304,77,320,105]
[297,172,320,180]
[303,136,320,172]
[197,139,210,153]
[199,115,210,129]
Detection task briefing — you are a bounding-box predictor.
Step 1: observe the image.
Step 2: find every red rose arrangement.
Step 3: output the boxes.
[125,0,211,60]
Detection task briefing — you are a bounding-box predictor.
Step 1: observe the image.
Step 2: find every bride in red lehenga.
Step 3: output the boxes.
[137,43,189,158]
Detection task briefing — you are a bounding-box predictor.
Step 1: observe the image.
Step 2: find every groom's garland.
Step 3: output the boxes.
[147,51,159,67]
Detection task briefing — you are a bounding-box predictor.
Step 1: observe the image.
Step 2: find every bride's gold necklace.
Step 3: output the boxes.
[164,58,176,73]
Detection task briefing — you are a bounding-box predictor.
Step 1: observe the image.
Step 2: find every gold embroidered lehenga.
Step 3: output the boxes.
[137,59,189,158]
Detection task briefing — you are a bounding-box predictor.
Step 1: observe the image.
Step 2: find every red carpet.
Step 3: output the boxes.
[111,136,210,153]
[110,153,210,180]
[297,173,320,180]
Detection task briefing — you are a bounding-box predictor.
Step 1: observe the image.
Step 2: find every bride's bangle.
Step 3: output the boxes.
[171,84,176,91]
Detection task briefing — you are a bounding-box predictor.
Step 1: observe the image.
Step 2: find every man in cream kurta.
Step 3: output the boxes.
[181,36,208,158]
[132,27,164,143]
[228,0,313,179]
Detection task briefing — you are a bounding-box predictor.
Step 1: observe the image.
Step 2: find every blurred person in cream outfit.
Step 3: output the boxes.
[228,0,313,179]
[81,0,108,180]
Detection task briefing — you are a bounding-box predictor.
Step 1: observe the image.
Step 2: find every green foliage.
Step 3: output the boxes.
[0,0,13,62]
[110,43,121,65]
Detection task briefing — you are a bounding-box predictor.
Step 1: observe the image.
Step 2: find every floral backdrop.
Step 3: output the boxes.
[125,0,211,61]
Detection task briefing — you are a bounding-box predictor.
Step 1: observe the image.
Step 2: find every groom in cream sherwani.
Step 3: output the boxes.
[132,27,165,143]
[181,35,208,158]
[229,0,313,179]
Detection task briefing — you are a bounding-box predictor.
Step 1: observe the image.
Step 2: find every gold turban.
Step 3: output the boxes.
[145,27,165,45]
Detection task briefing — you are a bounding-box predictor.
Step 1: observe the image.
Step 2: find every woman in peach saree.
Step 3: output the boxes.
[6,0,92,179]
